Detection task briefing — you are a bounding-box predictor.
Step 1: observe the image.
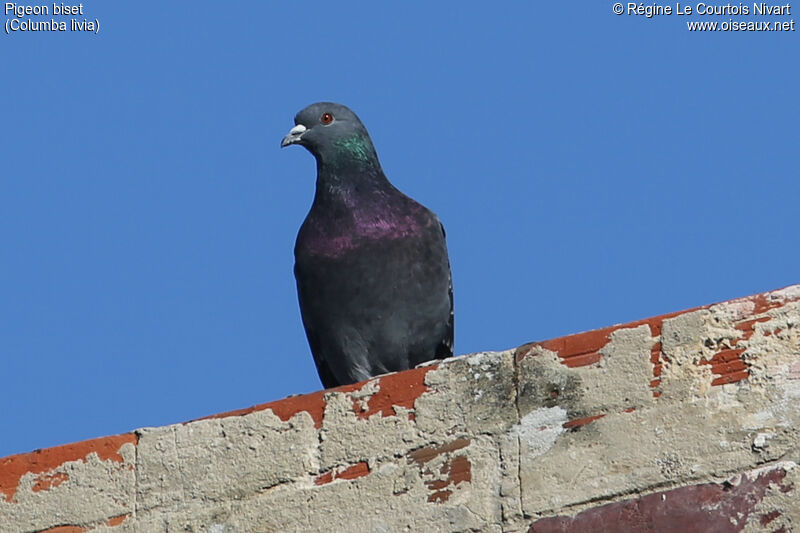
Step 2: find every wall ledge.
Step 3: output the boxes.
[2,285,799,532]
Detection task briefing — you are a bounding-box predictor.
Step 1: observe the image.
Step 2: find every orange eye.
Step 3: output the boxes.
[320,112,333,125]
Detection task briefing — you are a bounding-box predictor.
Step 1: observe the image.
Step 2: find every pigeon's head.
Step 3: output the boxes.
[281,102,379,168]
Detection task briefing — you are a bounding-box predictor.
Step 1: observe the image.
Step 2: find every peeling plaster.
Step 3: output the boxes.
[2,285,799,533]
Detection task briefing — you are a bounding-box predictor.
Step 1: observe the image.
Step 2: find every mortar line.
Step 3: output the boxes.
[315,397,325,476]
[511,350,525,521]
[134,431,139,518]
[557,457,798,515]
[172,426,188,505]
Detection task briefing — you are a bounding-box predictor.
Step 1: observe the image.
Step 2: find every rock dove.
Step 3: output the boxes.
[281,102,454,388]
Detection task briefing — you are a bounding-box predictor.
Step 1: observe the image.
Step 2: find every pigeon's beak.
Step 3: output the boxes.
[281,124,307,148]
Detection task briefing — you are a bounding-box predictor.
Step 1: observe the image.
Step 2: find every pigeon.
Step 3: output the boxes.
[281,102,454,388]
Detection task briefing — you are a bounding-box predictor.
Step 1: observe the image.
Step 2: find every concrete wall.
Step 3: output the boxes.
[2,285,799,532]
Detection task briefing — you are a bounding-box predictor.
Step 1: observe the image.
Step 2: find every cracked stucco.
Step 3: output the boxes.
[1,286,799,532]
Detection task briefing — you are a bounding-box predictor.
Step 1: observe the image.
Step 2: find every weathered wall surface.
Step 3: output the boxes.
[1,285,799,532]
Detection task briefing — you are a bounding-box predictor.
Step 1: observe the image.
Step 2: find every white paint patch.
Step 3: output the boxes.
[743,409,779,429]
[210,525,226,533]
[465,352,500,382]
[508,407,568,457]
[724,462,798,487]
[785,381,800,400]
[742,460,797,482]
[772,284,800,301]
[377,463,398,476]
[712,299,756,321]
[465,351,502,370]
[752,432,774,451]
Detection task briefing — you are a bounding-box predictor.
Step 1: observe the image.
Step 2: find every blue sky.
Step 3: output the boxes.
[1,3,797,458]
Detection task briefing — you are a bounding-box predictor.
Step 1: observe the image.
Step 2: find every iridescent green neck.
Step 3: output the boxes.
[314,131,387,199]
[334,134,371,161]
[322,133,379,170]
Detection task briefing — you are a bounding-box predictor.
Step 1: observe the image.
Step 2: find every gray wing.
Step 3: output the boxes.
[435,221,454,359]
[294,263,343,389]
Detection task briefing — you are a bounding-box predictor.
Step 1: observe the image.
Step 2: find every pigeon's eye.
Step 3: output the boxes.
[320,113,334,125]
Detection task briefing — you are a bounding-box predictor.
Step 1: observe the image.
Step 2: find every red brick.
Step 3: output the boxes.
[528,465,791,533]
[0,433,136,503]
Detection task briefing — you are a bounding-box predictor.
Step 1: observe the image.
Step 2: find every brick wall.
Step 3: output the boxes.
[2,285,799,532]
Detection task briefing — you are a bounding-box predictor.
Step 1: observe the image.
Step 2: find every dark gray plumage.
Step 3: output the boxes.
[281,102,453,388]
